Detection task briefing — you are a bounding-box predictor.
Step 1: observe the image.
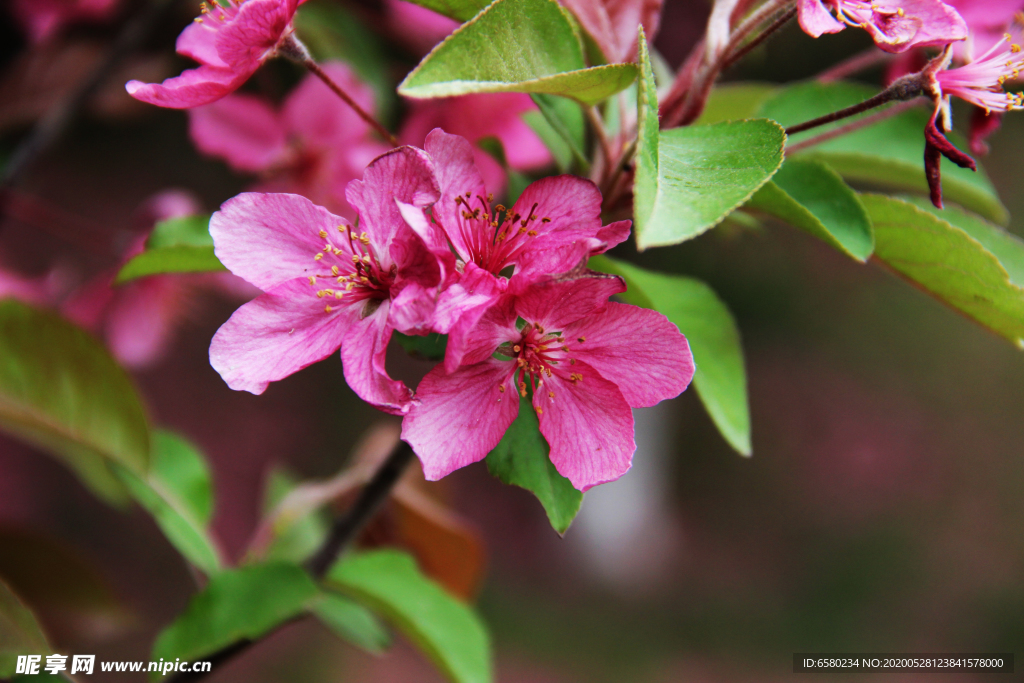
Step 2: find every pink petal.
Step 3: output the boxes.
[188,93,288,172]
[534,360,635,491]
[126,65,247,109]
[105,276,187,369]
[423,129,489,262]
[340,301,414,414]
[210,192,350,291]
[210,277,355,394]
[560,302,694,408]
[384,0,459,55]
[442,269,514,371]
[797,0,844,37]
[176,20,228,67]
[402,359,520,480]
[513,273,626,332]
[283,61,375,145]
[212,0,298,71]
[345,147,440,252]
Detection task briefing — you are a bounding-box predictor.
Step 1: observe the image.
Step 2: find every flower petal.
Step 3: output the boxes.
[423,128,489,261]
[534,361,635,491]
[340,300,414,414]
[402,359,519,480]
[797,0,844,37]
[442,267,513,371]
[189,93,288,172]
[513,272,625,331]
[126,65,247,109]
[283,62,375,144]
[210,192,350,291]
[561,302,694,408]
[212,0,298,70]
[210,278,354,394]
[345,147,440,252]
[176,20,228,68]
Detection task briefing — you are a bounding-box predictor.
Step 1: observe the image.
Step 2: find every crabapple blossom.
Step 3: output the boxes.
[402,274,695,491]
[11,0,120,44]
[189,62,388,220]
[208,147,443,413]
[797,0,968,52]
[947,0,1024,61]
[125,0,304,108]
[402,129,630,371]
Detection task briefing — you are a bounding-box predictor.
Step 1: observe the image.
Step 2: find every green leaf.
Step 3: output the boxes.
[327,550,491,683]
[634,29,784,250]
[0,579,51,677]
[694,82,777,125]
[402,0,490,22]
[904,199,1024,288]
[590,255,751,456]
[258,469,330,564]
[747,158,873,261]
[394,332,449,362]
[310,592,391,654]
[757,81,1008,225]
[861,194,1024,347]
[485,394,582,534]
[528,93,588,171]
[0,300,149,504]
[116,215,225,284]
[398,0,637,105]
[153,562,319,666]
[115,431,222,575]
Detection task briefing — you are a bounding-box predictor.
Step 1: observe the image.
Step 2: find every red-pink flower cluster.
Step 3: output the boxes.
[207,131,695,491]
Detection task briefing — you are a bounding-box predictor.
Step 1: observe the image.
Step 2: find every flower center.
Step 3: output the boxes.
[448,192,550,275]
[307,224,394,314]
[504,323,585,414]
[194,1,239,25]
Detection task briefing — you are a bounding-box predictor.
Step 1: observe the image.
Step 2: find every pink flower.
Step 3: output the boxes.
[384,0,459,55]
[208,147,443,413]
[402,129,630,371]
[400,94,552,197]
[11,0,120,44]
[125,0,302,108]
[947,0,1024,61]
[798,0,968,53]
[559,0,664,64]
[401,274,695,491]
[189,62,388,219]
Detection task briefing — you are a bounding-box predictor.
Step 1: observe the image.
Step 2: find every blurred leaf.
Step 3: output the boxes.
[862,194,1024,347]
[152,562,318,665]
[590,255,751,456]
[694,82,777,125]
[403,0,490,21]
[634,30,784,250]
[0,529,128,643]
[758,81,1008,225]
[116,215,225,284]
[528,93,588,170]
[258,469,330,564]
[327,550,491,683]
[0,579,50,677]
[309,592,391,654]
[905,199,1024,287]
[747,158,874,261]
[114,431,222,575]
[485,394,581,534]
[398,0,637,105]
[293,1,396,120]
[0,300,149,504]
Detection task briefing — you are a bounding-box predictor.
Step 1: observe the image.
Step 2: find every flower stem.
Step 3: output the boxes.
[165,439,416,683]
[719,5,797,72]
[784,73,924,136]
[584,106,615,186]
[785,98,923,154]
[280,34,399,147]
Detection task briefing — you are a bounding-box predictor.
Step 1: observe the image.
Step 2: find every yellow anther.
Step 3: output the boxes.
[541,217,551,223]
[331,265,339,275]
[324,305,332,313]
[536,407,543,414]
[335,291,344,299]
[577,336,586,343]
[308,276,316,285]
[314,253,323,261]
[334,248,343,256]
[513,345,521,352]
[319,229,328,238]
[570,358,576,365]
[338,224,347,232]
[498,385,505,393]
[548,391,555,399]
[527,230,537,237]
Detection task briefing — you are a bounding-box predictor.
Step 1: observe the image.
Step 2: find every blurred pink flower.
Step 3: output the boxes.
[11,0,120,44]
[400,93,552,196]
[0,265,50,305]
[948,0,1024,60]
[208,147,443,412]
[402,129,630,372]
[797,0,968,52]
[559,0,663,63]
[125,0,302,108]
[384,0,458,55]
[189,62,388,219]
[402,274,694,491]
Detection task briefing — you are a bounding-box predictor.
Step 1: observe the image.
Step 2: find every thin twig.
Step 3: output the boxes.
[719,6,797,72]
[784,73,924,135]
[278,34,398,147]
[786,98,923,154]
[584,106,614,187]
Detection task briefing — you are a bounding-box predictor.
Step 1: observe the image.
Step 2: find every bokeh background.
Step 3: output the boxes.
[1,0,1023,681]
